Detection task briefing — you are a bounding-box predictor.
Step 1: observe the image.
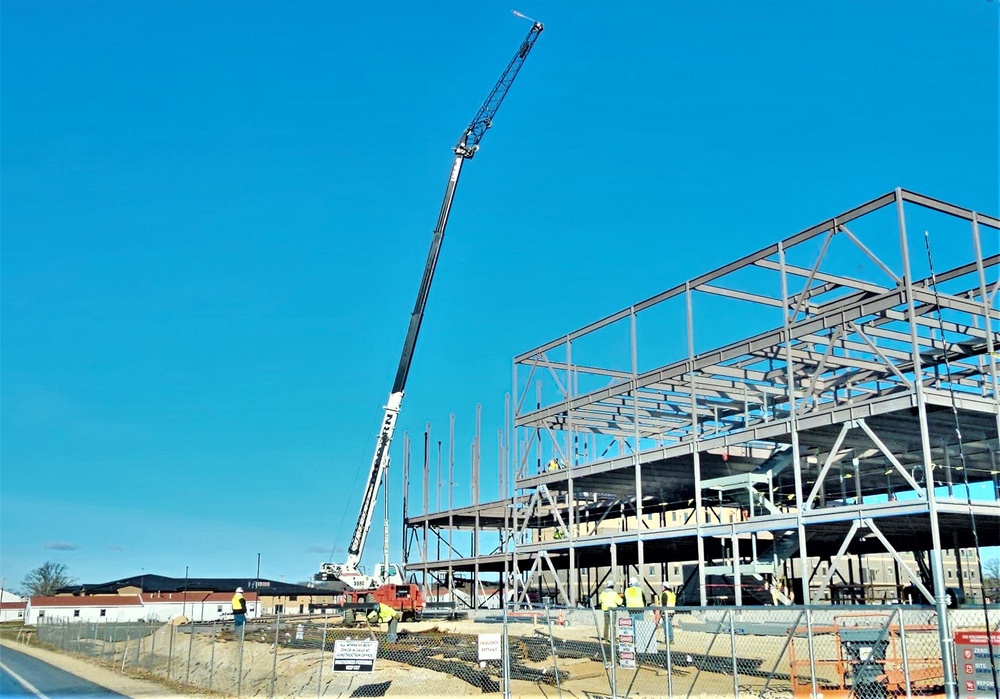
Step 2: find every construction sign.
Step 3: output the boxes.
[617,615,637,669]
[333,639,378,673]
[478,633,502,661]
[954,631,998,698]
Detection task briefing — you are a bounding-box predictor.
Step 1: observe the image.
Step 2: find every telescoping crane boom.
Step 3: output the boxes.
[318,20,544,590]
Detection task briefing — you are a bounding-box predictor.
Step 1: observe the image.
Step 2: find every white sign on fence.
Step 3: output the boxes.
[478,633,502,660]
[333,639,378,673]
[617,615,637,669]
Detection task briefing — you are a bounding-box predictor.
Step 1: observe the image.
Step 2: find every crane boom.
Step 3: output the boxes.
[319,21,543,589]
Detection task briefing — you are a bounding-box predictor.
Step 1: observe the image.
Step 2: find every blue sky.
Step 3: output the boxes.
[2,0,997,591]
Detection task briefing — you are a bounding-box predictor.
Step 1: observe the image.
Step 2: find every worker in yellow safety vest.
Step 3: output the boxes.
[624,578,646,622]
[598,580,623,642]
[658,582,676,643]
[367,602,401,625]
[231,587,248,634]
[367,602,402,641]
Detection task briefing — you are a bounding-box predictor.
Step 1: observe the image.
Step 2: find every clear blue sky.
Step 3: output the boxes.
[2,1,997,591]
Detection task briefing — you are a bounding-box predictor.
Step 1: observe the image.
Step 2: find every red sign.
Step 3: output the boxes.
[955,632,1000,645]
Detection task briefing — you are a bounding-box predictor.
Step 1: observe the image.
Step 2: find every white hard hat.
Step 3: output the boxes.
[236,587,243,593]
[605,580,615,588]
[630,578,639,586]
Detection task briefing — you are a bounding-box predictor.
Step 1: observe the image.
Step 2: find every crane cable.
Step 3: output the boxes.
[922,230,998,699]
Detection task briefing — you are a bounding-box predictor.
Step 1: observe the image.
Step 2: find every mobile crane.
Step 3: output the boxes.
[317,19,544,591]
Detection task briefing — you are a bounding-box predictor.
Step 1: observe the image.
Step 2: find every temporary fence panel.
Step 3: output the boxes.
[20,603,1000,699]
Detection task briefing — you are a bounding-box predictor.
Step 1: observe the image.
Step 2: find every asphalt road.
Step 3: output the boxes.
[0,644,128,698]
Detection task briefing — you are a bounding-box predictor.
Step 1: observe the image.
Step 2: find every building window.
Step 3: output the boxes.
[217,606,223,613]
[948,571,953,578]
[275,605,284,614]
[17,612,23,618]
[38,611,45,619]
[289,596,297,602]
[100,609,106,617]
[649,566,655,575]
[74,610,80,617]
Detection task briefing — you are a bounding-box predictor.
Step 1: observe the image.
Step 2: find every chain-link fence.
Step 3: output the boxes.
[20,604,1000,698]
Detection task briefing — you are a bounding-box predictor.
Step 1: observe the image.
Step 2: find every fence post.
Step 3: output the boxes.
[270,610,281,699]
[898,606,912,699]
[502,600,512,699]
[167,622,175,680]
[610,610,618,699]
[729,608,740,698]
[591,605,613,694]
[237,618,245,697]
[184,618,194,685]
[805,607,818,699]
[317,615,328,699]
[543,603,563,696]
[661,610,673,699]
[149,622,157,671]
[209,620,217,692]
[121,623,131,672]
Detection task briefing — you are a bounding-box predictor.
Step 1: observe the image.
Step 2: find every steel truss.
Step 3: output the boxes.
[403,190,999,648]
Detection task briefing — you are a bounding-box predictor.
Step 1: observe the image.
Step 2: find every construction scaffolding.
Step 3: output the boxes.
[403,189,1000,626]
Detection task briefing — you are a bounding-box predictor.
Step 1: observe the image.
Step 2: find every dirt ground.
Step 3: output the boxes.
[4,615,813,698]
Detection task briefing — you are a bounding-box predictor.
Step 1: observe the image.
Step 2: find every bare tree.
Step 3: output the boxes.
[21,561,76,596]
[983,558,1000,602]
[984,558,1000,582]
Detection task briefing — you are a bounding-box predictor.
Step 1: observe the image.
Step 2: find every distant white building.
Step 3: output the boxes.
[1,590,27,623]
[26,591,258,624]
[27,595,145,624]
[141,591,258,622]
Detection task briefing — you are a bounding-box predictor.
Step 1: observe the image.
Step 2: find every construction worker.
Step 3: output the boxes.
[367,602,402,640]
[658,582,676,643]
[231,587,248,634]
[624,578,646,621]
[546,458,562,472]
[598,580,623,642]
[367,602,401,625]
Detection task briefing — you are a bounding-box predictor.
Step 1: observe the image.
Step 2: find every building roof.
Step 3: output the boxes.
[57,574,329,597]
[142,591,257,604]
[31,595,144,608]
[1,601,27,610]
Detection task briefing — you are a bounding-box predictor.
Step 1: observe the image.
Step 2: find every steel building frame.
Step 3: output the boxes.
[404,190,999,642]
